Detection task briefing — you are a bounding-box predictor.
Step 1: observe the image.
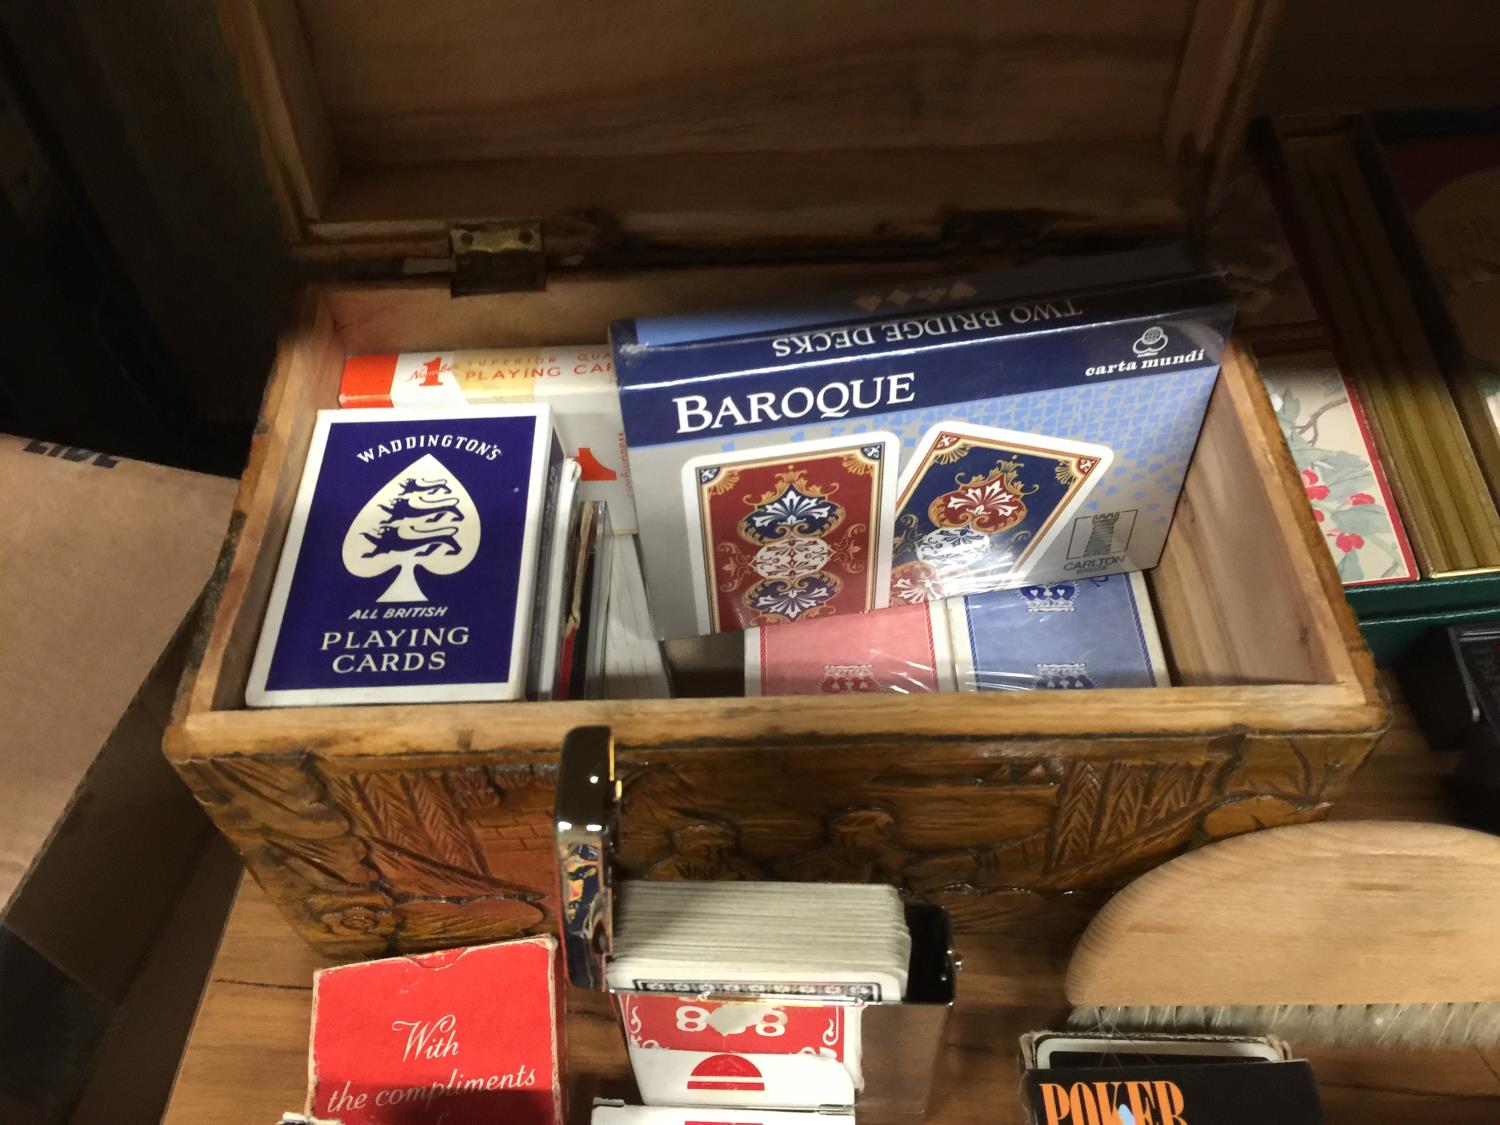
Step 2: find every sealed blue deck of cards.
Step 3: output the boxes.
[611,249,1235,639]
[947,572,1168,691]
[246,405,560,706]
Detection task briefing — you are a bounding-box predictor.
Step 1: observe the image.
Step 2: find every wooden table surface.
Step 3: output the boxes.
[163,679,1500,1124]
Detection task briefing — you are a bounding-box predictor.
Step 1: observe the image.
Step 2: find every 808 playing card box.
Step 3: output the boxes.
[605,887,955,1118]
[612,248,1235,638]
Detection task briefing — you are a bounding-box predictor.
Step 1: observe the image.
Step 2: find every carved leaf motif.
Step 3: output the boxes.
[1141,764,1188,823]
[1219,740,1343,802]
[488,762,556,792]
[350,771,420,843]
[447,767,503,811]
[975,830,1049,886]
[258,832,376,891]
[1097,764,1149,846]
[1202,795,1330,839]
[903,830,1049,893]
[409,772,490,875]
[366,839,538,900]
[397,897,546,947]
[327,769,489,878]
[900,849,978,892]
[182,756,352,839]
[1039,804,1204,890]
[1051,763,1101,866]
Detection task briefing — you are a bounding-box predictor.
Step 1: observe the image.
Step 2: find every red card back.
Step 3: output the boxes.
[752,601,944,695]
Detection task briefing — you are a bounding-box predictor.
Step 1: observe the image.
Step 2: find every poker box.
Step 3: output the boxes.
[1023,1062,1322,1125]
[165,0,1387,959]
[613,259,1235,638]
[608,902,957,1120]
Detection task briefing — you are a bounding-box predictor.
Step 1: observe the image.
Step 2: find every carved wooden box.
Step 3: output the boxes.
[166,0,1388,956]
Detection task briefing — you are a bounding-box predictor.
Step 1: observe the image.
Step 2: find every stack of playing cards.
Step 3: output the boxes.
[745,572,1167,695]
[602,534,672,699]
[571,503,615,699]
[608,881,910,1003]
[533,459,584,700]
[608,882,910,1110]
[247,405,585,705]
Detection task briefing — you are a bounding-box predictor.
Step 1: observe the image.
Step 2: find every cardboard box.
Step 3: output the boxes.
[0,435,236,1122]
[611,257,1235,638]
[307,936,564,1125]
[340,347,636,531]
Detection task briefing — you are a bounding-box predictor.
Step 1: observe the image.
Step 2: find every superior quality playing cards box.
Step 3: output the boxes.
[744,574,1165,695]
[948,573,1168,691]
[307,937,563,1125]
[340,346,637,530]
[745,601,955,696]
[612,251,1235,638]
[247,406,561,705]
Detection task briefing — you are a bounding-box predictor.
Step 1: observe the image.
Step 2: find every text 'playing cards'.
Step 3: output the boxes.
[247,406,562,706]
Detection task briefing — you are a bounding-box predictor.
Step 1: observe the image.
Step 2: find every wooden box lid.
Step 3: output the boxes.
[223,0,1280,263]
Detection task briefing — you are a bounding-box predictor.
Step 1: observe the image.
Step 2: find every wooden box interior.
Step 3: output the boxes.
[167,0,1388,954]
[179,258,1380,749]
[223,0,1280,256]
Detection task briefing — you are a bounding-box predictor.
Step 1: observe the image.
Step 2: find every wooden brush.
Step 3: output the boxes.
[1065,821,1500,1047]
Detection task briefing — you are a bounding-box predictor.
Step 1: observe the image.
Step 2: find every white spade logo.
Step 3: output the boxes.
[342,454,480,602]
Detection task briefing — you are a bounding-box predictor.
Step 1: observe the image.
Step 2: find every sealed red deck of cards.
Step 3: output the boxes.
[307,935,563,1125]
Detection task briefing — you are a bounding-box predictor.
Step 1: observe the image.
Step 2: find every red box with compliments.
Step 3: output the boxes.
[307,935,563,1125]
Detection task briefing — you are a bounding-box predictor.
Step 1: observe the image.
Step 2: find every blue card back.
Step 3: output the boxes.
[952,573,1166,690]
[892,424,1110,601]
[248,406,553,705]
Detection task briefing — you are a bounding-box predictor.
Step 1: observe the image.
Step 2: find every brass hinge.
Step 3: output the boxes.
[448,222,546,296]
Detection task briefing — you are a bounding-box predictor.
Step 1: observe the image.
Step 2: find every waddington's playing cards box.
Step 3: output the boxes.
[612,249,1235,639]
[247,405,564,706]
